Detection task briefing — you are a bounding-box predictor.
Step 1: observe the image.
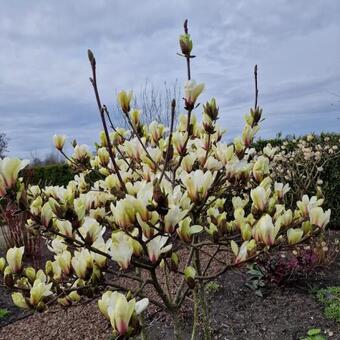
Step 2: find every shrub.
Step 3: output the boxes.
[254,133,340,229]
[245,237,339,294]
[0,20,333,339]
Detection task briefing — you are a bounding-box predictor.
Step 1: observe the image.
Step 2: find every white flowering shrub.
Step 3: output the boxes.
[254,134,340,228]
[0,21,332,339]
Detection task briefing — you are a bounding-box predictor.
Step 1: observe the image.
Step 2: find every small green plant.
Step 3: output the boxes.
[300,328,327,340]
[245,263,267,297]
[316,287,340,322]
[205,281,221,295]
[0,308,10,318]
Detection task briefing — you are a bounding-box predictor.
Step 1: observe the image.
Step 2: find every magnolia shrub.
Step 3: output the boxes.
[0,21,332,339]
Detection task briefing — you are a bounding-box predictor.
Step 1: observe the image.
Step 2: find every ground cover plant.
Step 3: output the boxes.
[317,287,340,323]
[0,21,335,339]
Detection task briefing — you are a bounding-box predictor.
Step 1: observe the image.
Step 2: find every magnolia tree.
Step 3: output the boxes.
[0,21,332,339]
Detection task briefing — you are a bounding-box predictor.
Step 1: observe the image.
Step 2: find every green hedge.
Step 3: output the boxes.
[23,164,74,187]
[253,133,340,229]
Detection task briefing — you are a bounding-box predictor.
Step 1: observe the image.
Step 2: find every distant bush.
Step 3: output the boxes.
[23,163,74,187]
[253,133,340,229]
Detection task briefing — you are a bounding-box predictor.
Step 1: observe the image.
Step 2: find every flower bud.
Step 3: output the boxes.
[301,221,312,234]
[12,292,29,309]
[170,252,179,272]
[202,113,215,134]
[0,257,6,273]
[24,267,36,283]
[184,266,196,289]
[173,132,188,156]
[87,49,95,65]
[233,137,245,159]
[97,147,110,167]
[179,33,193,56]
[253,156,269,183]
[117,90,133,114]
[53,134,66,151]
[203,98,219,120]
[68,291,81,302]
[287,228,303,245]
[130,109,141,128]
[45,260,54,277]
[4,267,14,287]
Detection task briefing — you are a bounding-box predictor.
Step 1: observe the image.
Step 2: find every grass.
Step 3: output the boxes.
[316,286,340,323]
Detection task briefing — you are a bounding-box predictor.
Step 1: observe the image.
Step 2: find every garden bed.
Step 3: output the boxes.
[0,232,339,340]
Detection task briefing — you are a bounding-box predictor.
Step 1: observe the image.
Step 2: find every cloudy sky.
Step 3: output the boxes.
[1,0,339,159]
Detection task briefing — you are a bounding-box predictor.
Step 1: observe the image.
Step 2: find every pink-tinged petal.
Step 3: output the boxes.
[116,320,129,335]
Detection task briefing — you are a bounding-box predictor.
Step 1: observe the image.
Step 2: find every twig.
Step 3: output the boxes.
[88,50,127,193]
[254,64,258,109]
[160,99,176,182]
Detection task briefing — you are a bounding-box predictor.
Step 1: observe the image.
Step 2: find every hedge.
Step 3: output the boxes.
[23,164,74,187]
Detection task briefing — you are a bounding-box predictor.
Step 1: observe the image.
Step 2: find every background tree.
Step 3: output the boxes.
[0,133,8,158]
[111,80,181,129]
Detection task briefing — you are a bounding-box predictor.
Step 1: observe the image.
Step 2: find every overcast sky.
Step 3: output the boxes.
[1,0,339,159]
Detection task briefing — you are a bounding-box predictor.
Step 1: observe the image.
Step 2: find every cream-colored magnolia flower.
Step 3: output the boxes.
[72,144,91,161]
[274,182,290,200]
[177,217,203,242]
[146,235,172,263]
[98,291,148,335]
[110,231,134,269]
[78,216,105,243]
[297,195,323,216]
[181,169,215,203]
[250,186,268,212]
[91,236,111,268]
[231,240,256,264]
[29,279,53,306]
[6,246,24,273]
[254,214,280,246]
[0,157,30,191]
[55,219,73,238]
[55,250,72,275]
[287,228,304,245]
[309,207,331,229]
[71,249,93,279]
[252,156,269,182]
[164,206,188,233]
[184,80,204,106]
[111,196,137,230]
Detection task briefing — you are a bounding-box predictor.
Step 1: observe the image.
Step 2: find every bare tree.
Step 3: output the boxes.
[0,133,8,158]
[110,80,181,129]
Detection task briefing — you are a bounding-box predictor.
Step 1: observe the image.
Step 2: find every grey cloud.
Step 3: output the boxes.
[0,0,339,158]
